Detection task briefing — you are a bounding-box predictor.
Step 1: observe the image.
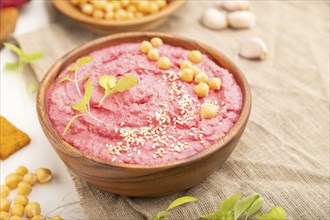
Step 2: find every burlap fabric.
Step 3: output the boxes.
[14,1,329,219]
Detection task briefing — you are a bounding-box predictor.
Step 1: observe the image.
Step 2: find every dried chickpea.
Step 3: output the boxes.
[138,1,150,14]
[92,9,105,19]
[126,11,135,19]
[200,103,219,119]
[194,72,209,84]
[0,211,9,220]
[105,3,115,12]
[0,185,10,198]
[147,48,159,61]
[105,11,115,20]
[14,195,29,207]
[112,1,121,10]
[135,12,144,18]
[91,0,106,10]
[25,202,41,218]
[180,60,192,69]
[9,216,21,220]
[115,9,127,20]
[179,68,194,83]
[5,173,22,190]
[23,173,37,186]
[10,204,24,217]
[140,41,152,54]
[127,5,137,13]
[36,168,52,184]
[193,82,209,98]
[17,182,31,196]
[188,50,203,63]
[208,77,222,90]
[51,216,63,220]
[156,0,167,8]
[157,57,171,70]
[32,215,46,220]
[120,0,130,7]
[81,3,94,15]
[149,2,159,13]
[150,37,163,47]
[15,166,28,177]
[191,65,200,77]
[0,199,11,212]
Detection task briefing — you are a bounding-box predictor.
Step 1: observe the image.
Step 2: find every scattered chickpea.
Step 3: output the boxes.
[156,0,167,8]
[23,173,37,186]
[135,12,144,18]
[200,103,219,119]
[14,195,29,207]
[149,2,159,14]
[104,3,114,12]
[150,37,163,47]
[105,11,115,20]
[10,204,24,217]
[92,9,105,19]
[15,166,28,177]
[32,215,46,220]
[0,199,11,212]
[208,77,222,90]
[9,216,22,220]
[191,65,200,77]
[36,168,52,184]
[179,68,194,83]
[51,216,63,220]
[81,3,94,15]
[147,48,159,61]
[140,41,152,54]
[127,5,137,13]
[194,72,209,84]
[91,0,106,10]
[193,82,209,98]
[17,182,32,196]
[126,11,135,19]
[5,173,22,190]
[0,211,9,220]
[0,185,10,198]
[180,60,192,69]
[157,57,171,70]
[137,1,150,14]
[115,9,127,20]
[188,50,203,63]
[25,202,41,218]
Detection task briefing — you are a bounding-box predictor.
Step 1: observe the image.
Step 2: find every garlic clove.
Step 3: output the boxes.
[221,0,250,12]
[228,11,256,29]
[200,8,228,30]
[239,37,268,60]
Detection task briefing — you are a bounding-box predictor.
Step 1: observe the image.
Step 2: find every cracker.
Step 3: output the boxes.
[0,116,30,160]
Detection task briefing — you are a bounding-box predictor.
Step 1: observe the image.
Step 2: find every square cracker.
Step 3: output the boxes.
[0,116,30,160]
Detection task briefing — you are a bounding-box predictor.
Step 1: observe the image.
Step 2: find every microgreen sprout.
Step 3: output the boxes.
[98,75,138,107]
[256,206,286,220]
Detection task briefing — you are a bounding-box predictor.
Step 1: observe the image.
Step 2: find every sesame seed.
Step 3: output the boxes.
[120,122,125,126]
[112,157,117,162]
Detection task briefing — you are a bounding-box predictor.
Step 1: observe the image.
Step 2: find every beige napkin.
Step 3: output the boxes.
[14,1,329,219]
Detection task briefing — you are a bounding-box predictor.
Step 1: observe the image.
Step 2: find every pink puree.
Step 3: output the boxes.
[46,43,243,164]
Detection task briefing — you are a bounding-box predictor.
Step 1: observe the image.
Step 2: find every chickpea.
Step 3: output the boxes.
[10,204,24,217]
[126,11,134,19]
[150,37,163,47]
[120,0,130,7]
[51,216,63,220]
[180,60,193,69]
[104,3,114,12]
[200,103,219,119]
[179,68,194,83]
[155,0,167,8]
[208,77,222,90]
[147,48,159,61]
[92,9,105,19]
[112,1,121,10]
[23,173,37,186]
[91,0,106,10]
[127,5,137,13]
[191,65,200,77]
[25,202,41,218]
[0,211,9,220]
[138,1,150,14]
[0,185,10,198]
[9,216,21,220]
[15,166,28,177]
[105,11,115,20]
[81,3,94,15]
[36,168,52,184]
[140,41,152,54]
[194,72,209,84]
[135,12,144,18]
[5,173,22,190]
[14,195,29,207]
[0,199,11,212]
[17,182,32,196]
[115,9,127,20]
[188,50,203,63]
[157,57,171,70]
[32,215,46,220]
[149,2,159,13]
[193,82,209,98]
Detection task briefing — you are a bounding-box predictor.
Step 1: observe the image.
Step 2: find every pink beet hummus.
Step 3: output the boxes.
[46,42,243,164]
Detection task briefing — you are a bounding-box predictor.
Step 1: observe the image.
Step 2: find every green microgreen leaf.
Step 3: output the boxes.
[67,66,76,71]
[201,212,221,219]
[256,206,286,220]
[244,197,263,220]
[62,114,86,136]
[234,194,260,220]
[3,42,23,57]
[219,192,241,215]
[72,104,86,111]
[21,51,44,62]
[111,75,138,93]
[152,210,169,220]
[76,56,93,67]
[83,79,93,104]
[166,196,198,211]
[225,210,234,220]
[4,62,19,71]
[60,75,71,83]
[99,75,117,93]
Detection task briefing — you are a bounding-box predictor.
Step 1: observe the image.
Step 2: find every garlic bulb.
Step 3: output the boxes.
[228,11,256,29]
[200,8,228,30]
[239,37,268,60]
[221,0,250,11]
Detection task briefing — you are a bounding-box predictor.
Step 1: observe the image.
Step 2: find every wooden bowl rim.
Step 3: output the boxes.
[51,0,185,27]
[37,32,252,170]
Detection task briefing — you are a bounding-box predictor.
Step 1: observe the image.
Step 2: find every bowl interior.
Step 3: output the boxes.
[37,32,251,170]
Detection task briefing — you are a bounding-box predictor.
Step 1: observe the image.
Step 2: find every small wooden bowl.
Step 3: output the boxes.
[37,32,251,197]
[52,0,185,33]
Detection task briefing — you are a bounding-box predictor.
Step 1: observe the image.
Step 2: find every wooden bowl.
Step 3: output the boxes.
[52,0,185,33]
[37,32,251,197]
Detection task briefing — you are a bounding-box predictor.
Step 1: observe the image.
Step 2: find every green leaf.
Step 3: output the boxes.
[234,194,260,220]
[4,62,19,71]
[67,66,76,71]
[72,104,86,111]
[111,76,138,93]
[152,210,169,220]
[62,114,85,136]
[201,212,220,219]
[76,56,93,67]
[166,196,198,211]
[3,42,23,57]
[256,206,286,220]
[21,51,44,62]
[83,79,93,104]
[225,210,234,220]
[219,192,241,215]
[99,75,117,92]
[244,197,263,220]
[60,75,71,83]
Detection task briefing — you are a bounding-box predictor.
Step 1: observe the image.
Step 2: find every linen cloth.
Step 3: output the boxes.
[14,1,329,219]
